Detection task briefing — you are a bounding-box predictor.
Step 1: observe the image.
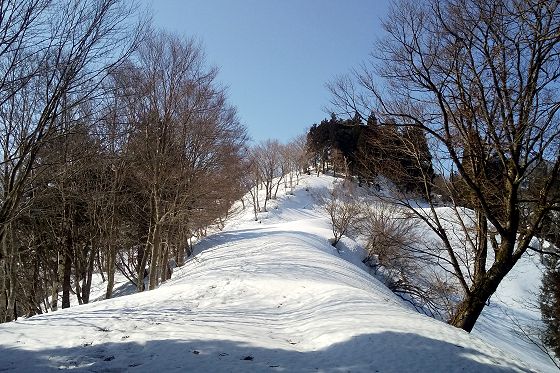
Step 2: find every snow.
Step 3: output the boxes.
[0,174,551,372]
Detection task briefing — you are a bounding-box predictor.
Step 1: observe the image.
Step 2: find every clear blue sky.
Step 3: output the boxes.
[144,0,390,143]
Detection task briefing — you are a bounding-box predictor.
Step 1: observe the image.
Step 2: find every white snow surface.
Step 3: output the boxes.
[0,174,551,372]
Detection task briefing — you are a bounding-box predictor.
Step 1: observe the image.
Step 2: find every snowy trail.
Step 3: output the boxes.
[0,175,543,372]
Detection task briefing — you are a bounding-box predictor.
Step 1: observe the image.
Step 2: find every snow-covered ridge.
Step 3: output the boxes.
[0,175,544,372]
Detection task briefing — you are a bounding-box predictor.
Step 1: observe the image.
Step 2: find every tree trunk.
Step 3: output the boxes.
[273,174,283,199]
[160,242,170,282]
[148,221,161,290]
[473,209,488,280]
[251,187,259,221]
[449,261,511,332]
[96,249,105,283]
[51,251,62,311]
[4,263,16,322]
[29,257,42,316]
[50,279,58,311]
[74,271,83,305]
[62,196,73,309]
[448,291,489,332]
[1,224,17,322]
[81,243,96,304]
[136,243,149,292]
[0,258,7,321]
[105,243,117,299]
[73,245,83,306]
[176,231,186,267]
[61,249,72,309]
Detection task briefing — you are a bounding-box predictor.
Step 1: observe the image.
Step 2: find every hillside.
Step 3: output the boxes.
[0,175,550,372]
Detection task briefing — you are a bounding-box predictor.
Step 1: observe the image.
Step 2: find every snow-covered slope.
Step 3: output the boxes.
[474,250,551,373]
[0,175,546,372]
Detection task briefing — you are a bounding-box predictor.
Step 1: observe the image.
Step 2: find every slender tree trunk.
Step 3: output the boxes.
[176,231,186,266]
[160,242,170,282]
[136,243,149,292]
[4,265,16,322]
[265,180,271,200]
[51,251,62,311]
[148,221,161,290]
[0,258,7,321]
[105,244,116,299]
[250,187,259,221]
[81,243,96,304]
[263,188,269,212]
[30,257,42,316]
[50,279,58,311]
[96,249,105,283]
[3,225,17,321]
[473,209,488,280]
[73,245,83,305]
[273,175,283,199]
[255,185,260,214]
[61,248,72,309]
[104,174,119,297]
[74,271,83,306]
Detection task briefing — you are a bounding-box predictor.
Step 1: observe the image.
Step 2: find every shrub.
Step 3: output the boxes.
[360,203,456,318]
[361,203,417,277]
[323,181,362,248]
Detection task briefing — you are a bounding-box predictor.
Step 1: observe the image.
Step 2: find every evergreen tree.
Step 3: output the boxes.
[540,255,560,359]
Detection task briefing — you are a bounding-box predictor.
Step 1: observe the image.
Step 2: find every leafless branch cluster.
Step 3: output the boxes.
[360,202,456,318]
[243,137,308,221]
[322,181,362,248]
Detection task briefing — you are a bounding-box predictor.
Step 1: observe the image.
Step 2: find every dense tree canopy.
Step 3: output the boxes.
[306,113,433,193]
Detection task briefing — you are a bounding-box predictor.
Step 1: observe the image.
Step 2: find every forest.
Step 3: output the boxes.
[0,0,251,321]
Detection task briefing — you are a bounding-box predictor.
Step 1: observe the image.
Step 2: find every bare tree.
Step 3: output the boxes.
[323,181,362,248]
[282,137,305,195]
[252,139,284,211]
[243,149,262,221]
[329,0,560,332]
[115,31,246,292]
[360,202,456,318]
[290,134,310,183]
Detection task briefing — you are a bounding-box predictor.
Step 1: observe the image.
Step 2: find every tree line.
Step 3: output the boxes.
[243,137,308,221]
[306,112,433,194]
[0,0,247,322]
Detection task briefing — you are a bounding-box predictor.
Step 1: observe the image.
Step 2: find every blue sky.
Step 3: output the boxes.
[145,0,390,143]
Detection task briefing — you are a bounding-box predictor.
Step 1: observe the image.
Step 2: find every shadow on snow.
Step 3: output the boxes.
[0,331,532,372]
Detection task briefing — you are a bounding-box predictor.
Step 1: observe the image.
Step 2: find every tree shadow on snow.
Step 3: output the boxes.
[0,331,534,372]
